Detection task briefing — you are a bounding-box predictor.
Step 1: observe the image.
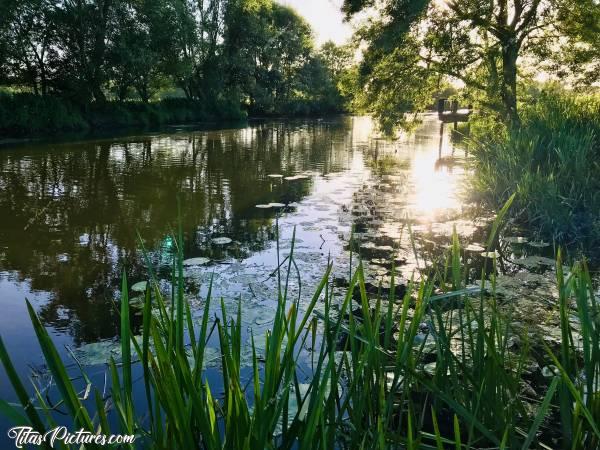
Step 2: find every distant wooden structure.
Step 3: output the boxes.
[435,99,471,164]
[437,99,472,125]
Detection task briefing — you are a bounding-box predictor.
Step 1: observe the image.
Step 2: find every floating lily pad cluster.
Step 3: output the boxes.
[211,237,232,245]
[255,202,286,209]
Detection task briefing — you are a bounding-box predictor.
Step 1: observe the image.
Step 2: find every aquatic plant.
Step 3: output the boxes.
[468,88,600,247]
[1,205,599,448]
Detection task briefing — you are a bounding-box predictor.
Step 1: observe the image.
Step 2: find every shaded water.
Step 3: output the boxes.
[0,115,496,443]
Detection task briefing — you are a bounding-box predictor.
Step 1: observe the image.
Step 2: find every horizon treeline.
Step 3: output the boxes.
[0,0,356,119]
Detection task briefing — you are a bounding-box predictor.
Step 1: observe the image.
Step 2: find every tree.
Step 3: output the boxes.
[319,41,353,79]
[0,0,348,119]
[318,41,356,112]
[222,1,316,115]
[106,0,165,102]
[343,0,557,127]
[539,0,600,86]
[0,0,58,95]
[154,0,228,102]
[49,0,118,102]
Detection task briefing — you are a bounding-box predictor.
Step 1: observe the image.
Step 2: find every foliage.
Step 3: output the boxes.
[0,0,353,132]
[534,0,600,87]
[354,36,437,134]
[1,204,600,448]
[343,0,598,132]
[0,93,246,136]
[317,41,356,111]
[0,92,88,135]
[468,87,600,246]
[222,1,348,116]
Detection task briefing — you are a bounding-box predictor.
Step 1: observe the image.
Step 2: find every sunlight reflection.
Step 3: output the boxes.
[408,152,462,222]
[404,121,464,222]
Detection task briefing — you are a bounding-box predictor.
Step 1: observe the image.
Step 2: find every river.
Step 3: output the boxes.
[1,114,550,445]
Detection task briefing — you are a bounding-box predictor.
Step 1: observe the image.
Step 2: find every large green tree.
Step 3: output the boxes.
[223,0,320,114]
[153,0,228,102]
[0,0,58,95]
[343,0,560,127]
[105,0,165,102]
[51,0,118,101]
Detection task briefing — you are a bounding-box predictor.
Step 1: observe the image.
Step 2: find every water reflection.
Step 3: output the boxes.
[10,115,575,450]
[0,115,483,370]
[0,119,357,344]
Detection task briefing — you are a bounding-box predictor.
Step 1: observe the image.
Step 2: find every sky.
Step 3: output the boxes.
[276,0,353,45]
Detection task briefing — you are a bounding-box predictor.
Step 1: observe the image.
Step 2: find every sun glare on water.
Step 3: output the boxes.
[408,150,463,222]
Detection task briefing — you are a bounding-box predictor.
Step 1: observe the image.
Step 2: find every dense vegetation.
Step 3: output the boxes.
[1,1,600,448]
[342,0,600,248]
[2,218,600,449]
[0,0,355,135]
[343,0,599,130]
[469,88,600,249]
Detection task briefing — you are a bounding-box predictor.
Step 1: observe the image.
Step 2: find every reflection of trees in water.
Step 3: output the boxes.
[0,118,356,344]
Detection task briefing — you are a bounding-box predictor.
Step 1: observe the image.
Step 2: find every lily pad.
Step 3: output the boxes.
[528,241,550,248]
[465,244,485,252]
[183,257,210,266]
[284,174,309,181]
[72,341,121,366]
[504,236,528,244]
[542,365,559,377]
[423,362,437,376]
[481,250,501,258]
[129,295,145,309]
[187,346,222,370]
[515,256,555,270]
[131,281,148,292]
[211,237,232,245]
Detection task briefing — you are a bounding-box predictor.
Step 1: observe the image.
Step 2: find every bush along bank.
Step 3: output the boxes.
[467,88,600,250]
[0,93,247,137]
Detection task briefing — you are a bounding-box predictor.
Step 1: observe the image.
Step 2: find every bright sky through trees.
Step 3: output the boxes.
[276,0,352,44]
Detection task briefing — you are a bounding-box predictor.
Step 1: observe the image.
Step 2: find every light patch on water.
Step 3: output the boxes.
[406,149,464,222]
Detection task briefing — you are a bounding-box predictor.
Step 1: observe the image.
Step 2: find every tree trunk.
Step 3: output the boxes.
[136,83,149,103]
[501,42,520,125]
[40,65,47,96]
[90,0,113,102]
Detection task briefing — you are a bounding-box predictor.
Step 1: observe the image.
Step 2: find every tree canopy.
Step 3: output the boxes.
[542,0,600,86]
[343,0,599,131]
[0,0,354,117]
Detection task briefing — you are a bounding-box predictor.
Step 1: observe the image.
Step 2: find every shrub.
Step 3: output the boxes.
[468,88,600,246]
[0,94,247,137]
[0,93,88,135]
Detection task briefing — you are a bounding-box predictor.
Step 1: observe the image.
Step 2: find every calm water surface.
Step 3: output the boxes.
[0,115,474,443]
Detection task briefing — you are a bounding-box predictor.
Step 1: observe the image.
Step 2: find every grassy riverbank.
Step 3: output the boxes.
[0,93,247,137]
[1,209,599,448]
[468,88,600,249]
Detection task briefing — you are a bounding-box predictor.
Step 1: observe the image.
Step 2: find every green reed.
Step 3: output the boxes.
[468,88,600,246]
[1,200,600,448]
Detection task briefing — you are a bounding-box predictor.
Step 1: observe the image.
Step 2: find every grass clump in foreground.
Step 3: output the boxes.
[1,207,600,448]
[468,87,600,247]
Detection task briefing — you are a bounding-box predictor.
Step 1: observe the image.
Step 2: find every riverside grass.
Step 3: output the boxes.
[467,88,600,247]
[1,212,600,448]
